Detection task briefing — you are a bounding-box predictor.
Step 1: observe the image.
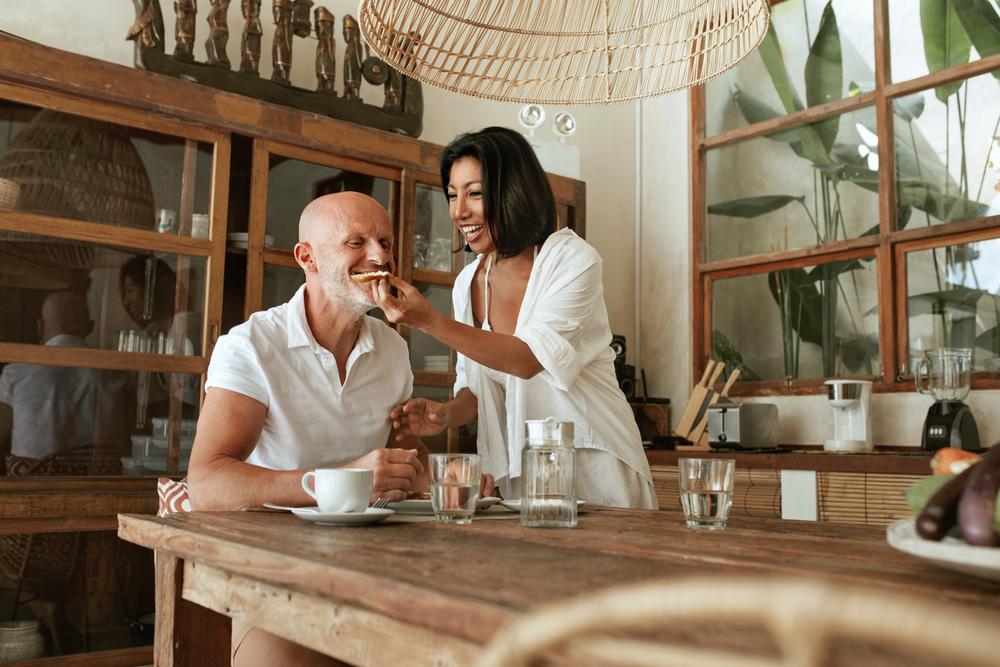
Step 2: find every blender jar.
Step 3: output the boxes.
[915,348,972,402]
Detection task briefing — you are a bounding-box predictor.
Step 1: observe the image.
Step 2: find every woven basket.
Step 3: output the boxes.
[0,109,154,229]
[0,177,20,210]
[359,0,771,105]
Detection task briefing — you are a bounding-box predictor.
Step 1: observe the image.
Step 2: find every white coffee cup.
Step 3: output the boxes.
[301,469,373,514]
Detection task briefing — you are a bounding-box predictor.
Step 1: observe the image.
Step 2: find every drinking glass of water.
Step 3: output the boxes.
[429,453,481,525]
[678,458,735,530]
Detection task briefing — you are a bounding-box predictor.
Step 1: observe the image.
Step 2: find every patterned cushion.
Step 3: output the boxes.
[157,478,192,516]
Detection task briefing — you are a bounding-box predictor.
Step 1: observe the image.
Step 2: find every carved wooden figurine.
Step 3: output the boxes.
[240,0,263,75]
[314,6,336,94]
[292,0,314,38]
[271,0,294,85]
[127,0,165,70]
[384,34,406,111]
[205,0,232,68]
[342,14,363,100]
[174,0,198,62]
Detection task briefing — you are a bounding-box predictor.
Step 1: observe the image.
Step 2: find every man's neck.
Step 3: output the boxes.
[303,284,365,364]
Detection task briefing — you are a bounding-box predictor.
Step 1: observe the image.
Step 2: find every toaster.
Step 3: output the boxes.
[707,400,778,450]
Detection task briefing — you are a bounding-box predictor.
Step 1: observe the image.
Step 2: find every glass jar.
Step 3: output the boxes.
[521,418,577,528]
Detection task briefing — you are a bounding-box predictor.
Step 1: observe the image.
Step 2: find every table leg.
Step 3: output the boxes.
[155,550,231,667]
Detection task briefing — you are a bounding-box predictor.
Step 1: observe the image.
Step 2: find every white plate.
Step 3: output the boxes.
[499,499,586,512]
[386,497,501,515]
[290,506,393,526]
[886,518,1000,582]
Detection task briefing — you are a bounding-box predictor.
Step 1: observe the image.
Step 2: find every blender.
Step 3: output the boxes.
[824,380,872,452]
[915,348,981,451]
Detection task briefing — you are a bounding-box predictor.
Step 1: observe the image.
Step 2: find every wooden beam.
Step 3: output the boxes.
[155,553,230,667]
[699,236,880,275]
[0,343,206,374]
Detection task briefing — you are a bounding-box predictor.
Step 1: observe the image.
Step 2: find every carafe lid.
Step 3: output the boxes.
[525,417,573,440]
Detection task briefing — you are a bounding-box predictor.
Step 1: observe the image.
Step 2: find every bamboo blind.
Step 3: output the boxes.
[359,0,771,105]
[651,465,781,518]
[817,472,924,526]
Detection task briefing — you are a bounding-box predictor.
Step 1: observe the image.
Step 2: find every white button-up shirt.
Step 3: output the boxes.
[206,285,412,471]
[453,229,654,500]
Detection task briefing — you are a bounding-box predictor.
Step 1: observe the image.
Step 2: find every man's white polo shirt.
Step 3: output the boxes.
[205,285,412,471]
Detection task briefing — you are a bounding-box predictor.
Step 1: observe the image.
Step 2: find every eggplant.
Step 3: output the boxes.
[958,444,1000,547]
[915,464,976,541]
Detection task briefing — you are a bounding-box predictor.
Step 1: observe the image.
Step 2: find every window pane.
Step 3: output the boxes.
[906,239,1000,371]
[409,285,452,371]
[262,264,304,311]
[894,71,1000,228]
[706,109,880,261]
[0,100,213,238]
[704,0,875,137]
[712,257,879,381]
[890,1,1000,85]
[0,240,206,356]
[1,362,198,474]
[265,154,393,251]
[0,531,154,657]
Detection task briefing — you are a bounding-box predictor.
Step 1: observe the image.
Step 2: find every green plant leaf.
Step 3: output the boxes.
[907,285,986,318]
[841,332,879,373]
[802,259,866,285]
[894,93,927,122]
[712,330,762,382]
[804,2,843,152]
[921,0,973,103]
[733,89,803,148]
[707,195,806,218]
[758,22,806,114]
[975,325,1000,351]
[951,0,1000,80]
[975,0,1000,35]
[898,182,990,221]
[860,204,912,237]
[768,268,825,346]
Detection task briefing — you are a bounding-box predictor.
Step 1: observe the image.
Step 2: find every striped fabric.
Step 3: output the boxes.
[157,478,191,516]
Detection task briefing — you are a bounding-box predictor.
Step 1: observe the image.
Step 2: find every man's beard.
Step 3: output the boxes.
[316,250,376,321]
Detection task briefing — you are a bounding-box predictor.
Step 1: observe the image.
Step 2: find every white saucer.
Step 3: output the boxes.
[386,497,500,515]
[499,499,586,512]
[291,506,393,526]
[886,518,1000,582]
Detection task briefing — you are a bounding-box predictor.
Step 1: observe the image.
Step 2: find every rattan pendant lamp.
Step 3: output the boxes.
[358,0,771,105]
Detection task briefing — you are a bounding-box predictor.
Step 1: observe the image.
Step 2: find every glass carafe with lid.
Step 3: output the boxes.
[521,418,577,528]
[915,348,972,402]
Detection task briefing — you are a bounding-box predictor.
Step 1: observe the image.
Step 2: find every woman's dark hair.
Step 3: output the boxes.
[119,255,181,323]
[440,126,557,260]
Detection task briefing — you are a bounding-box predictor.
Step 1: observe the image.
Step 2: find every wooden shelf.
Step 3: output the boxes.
[645,449,933,474]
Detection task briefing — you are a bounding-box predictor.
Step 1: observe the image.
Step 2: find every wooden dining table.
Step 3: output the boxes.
[117,506,1000,667]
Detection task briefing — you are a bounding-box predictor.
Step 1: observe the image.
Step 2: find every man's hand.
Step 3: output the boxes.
[348,447,424,502]
[481,473,497,498]
[390,397,449,440]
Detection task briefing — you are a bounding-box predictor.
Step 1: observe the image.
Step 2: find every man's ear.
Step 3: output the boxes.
[294,242,317,273]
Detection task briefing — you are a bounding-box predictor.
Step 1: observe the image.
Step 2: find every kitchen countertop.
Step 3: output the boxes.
[645,448,934,474]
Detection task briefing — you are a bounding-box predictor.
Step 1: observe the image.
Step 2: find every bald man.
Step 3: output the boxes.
[0,292,127,462]
[187,193,431,667]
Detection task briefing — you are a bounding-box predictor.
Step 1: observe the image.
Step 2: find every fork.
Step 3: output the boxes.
[370,497,392,509]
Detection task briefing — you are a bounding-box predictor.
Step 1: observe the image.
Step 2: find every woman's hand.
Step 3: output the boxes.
[374,276,438,331]
[391,397,449,440]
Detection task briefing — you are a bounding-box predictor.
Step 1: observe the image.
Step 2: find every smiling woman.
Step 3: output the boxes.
[375,127,658,510]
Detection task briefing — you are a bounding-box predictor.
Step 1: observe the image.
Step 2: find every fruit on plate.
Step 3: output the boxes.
[915,466,976,541]
[930,447,981,475]
[957,444,1000,546]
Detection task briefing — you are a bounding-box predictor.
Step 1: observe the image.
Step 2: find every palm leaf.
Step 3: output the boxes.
[951,0,1000,80]
[804,2,843,152]
[921,0,973,103]
[708,195,805,218]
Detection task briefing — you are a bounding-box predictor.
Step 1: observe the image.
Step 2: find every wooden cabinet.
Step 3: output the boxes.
[0,34,585,663]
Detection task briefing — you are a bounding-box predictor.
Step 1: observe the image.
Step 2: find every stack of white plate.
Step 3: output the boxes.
[227,232,274,249]
[423,355,449,371]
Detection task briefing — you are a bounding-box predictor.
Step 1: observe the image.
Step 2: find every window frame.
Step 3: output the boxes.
[691,0,1000,396]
